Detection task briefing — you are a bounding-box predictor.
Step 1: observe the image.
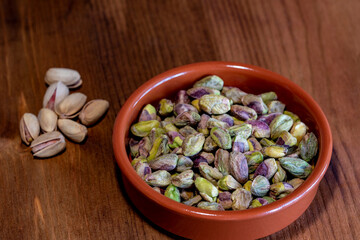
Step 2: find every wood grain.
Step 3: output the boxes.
[1,0,359,239]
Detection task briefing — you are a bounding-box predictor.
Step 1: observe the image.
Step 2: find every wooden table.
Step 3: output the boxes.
[1,0,359,239]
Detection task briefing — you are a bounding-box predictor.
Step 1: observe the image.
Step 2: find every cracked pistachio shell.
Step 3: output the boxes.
[38,108,57,133]
[138,104,157,121]
[171,170,194,188]
[276,131,297,147]
[222,87,247,104]
[203,136,218,152]
[229,152,248,184]
[247,137,262,151]
[231,188,252,210]
[179,125,197,137]
[230,105,257,121]
[273,161,287,183]
[246,120,270,138]
[164,184,181,202]
[218,175,241,191]
[194,75,224,90]
[176,155,193,172]
[199,162,223,184]
[147,135,170,161]
[210,127,232,150]
[20,113,40,145]
[262,145,287,158]
[259,91,278,103]
[245,151,264,173]
[148,154,178,171]
[218,191,233,210]
[267,100,285,113]
[158,99,174,116]
[131,120,160,137]
[197,114,210,136]
[251,175,270,197]
[187,86,220,99]
[288,178,304,189]
[195,177,219,202]
[145,170,171,187]
[232,135,250,153]
[270,114,294,139]
[79,99,109,126]
[299,132,318,161]
[183,195,202,206]
[45,68,82,89]
[191,99,201,112]
[270,182,294,197]
[43,82,69,111]
[254,158,278,180]
[174,111,201,127]
[290,121,308,144]
[242,94,268,115]
[182,133,205,156]
[199,94,231,115]
[228,123,252,138]
[174,103,198,116]
[214,149,230,175]
[58,119,87,143]
[30,131,66,158]
[197,201,225,211]
[260,138,276,147]
[55,93,87,119]
[279,157,312,178]
[207,118,229,129]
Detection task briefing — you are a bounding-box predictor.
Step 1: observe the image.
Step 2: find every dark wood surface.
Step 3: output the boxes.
[1,0,359,239]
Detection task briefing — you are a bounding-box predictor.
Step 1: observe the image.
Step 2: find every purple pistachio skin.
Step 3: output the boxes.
[230,105,257,121]
[214,114,234,127]
[174,103,198,116]
[218,191,233,209]
[198,114,210,132]
[167,131,184,144]
[257,198,269,205]
[246,120,271,138]
[175,90,191,104]
[258,113,281,126]
[193,156,208,168]
[229,152,249,184]
[242,94,268,115]
[254,162,268,178]
[187,87,219,99]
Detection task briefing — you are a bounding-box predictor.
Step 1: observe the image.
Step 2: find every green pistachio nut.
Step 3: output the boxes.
[139,104,157,121]
[263,196,276,204]
[228,123,252,138]
[218,175,241,191]
[171,170,194,188]
[231,188,252,210]
[210,127,232,149]
[243,180,252,192]
[279,157,312,178]
[148,127,166,143]
[284,110,300,122]
[187,86,220,99]
[182,133,205,156]
[251,175,270,197]
[145,170,171,187]
[183,195,202,206]
[262,145,287,158]
[288,178,304,189]
[129,138,140,158]
[299,132,318,161]
[179,125,198,137]
[230,105,258,121]
[232,135,250,153]
[254,158,278,179]
[259,138,276,147]
[245,151,264,173]
[259,91,278,103]
[199,94,231,115]
[194,177,219,202]
[131,120,160,137]
[232,116,245,125]
[207,118,229,129]
[222,86,247,104]
[290,121,308,144]
[197,114,210,136]
[147,135,170,161]
[158,99,174,116]
[272,161,287,183]
[197,201,225,211]
[229,152,248,184]
[191,99,201,112]
[199,152,215,164]
[218,191,233,210]
[270,182,294,197]
[276,131,297,146]
[269,114,294,139]
[149,154,178,171]
[199,162,223,184]
[242,94,268,115]
[134,160,152,180]
[247,137,262,151]
[249,199,263,208]
[267,100,285,114]
[164,184,181,202]
[180,190,194,200]
[203,136,218,152]
[174,111,201,127]
[163,123,179,133]
[214,149,230,175]
[194,75,224,90]
[176,155,194,172]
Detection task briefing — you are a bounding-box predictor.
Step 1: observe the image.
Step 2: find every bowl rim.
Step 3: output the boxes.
[113,61,332,220]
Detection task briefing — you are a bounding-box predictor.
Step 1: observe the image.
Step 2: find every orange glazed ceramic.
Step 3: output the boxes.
[113,62,332,240]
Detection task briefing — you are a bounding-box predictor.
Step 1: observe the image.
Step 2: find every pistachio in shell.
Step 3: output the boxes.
[45,68,82,89]
[55,92,87,119]
[30,131,66,158]
[43,82,69,111]
[20,113,40,145]
[57,119,87,143]
[38,108,58,133]
[79,99,109,126]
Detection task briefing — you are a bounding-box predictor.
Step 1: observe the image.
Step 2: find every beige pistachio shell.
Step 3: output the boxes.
[38,108,58,133]
[45,68,82,89]
[55,93,87,119]
[19,113,40,145]
[79,99,109,126]
[30,131,66,158]
[57,119,87,143]
[43,82,69,110]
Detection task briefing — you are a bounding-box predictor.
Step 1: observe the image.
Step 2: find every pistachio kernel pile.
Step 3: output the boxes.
[129,75,318,211]
[19,68,109,158]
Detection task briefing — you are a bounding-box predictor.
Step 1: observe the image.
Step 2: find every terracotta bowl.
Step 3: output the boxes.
[113,62,332,240]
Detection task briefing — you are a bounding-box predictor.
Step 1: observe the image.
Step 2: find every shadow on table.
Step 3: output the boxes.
[113,157,188,240]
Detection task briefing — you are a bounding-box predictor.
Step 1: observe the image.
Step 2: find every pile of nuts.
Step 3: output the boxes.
[20,68,109,158]
[129,75,318,211]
